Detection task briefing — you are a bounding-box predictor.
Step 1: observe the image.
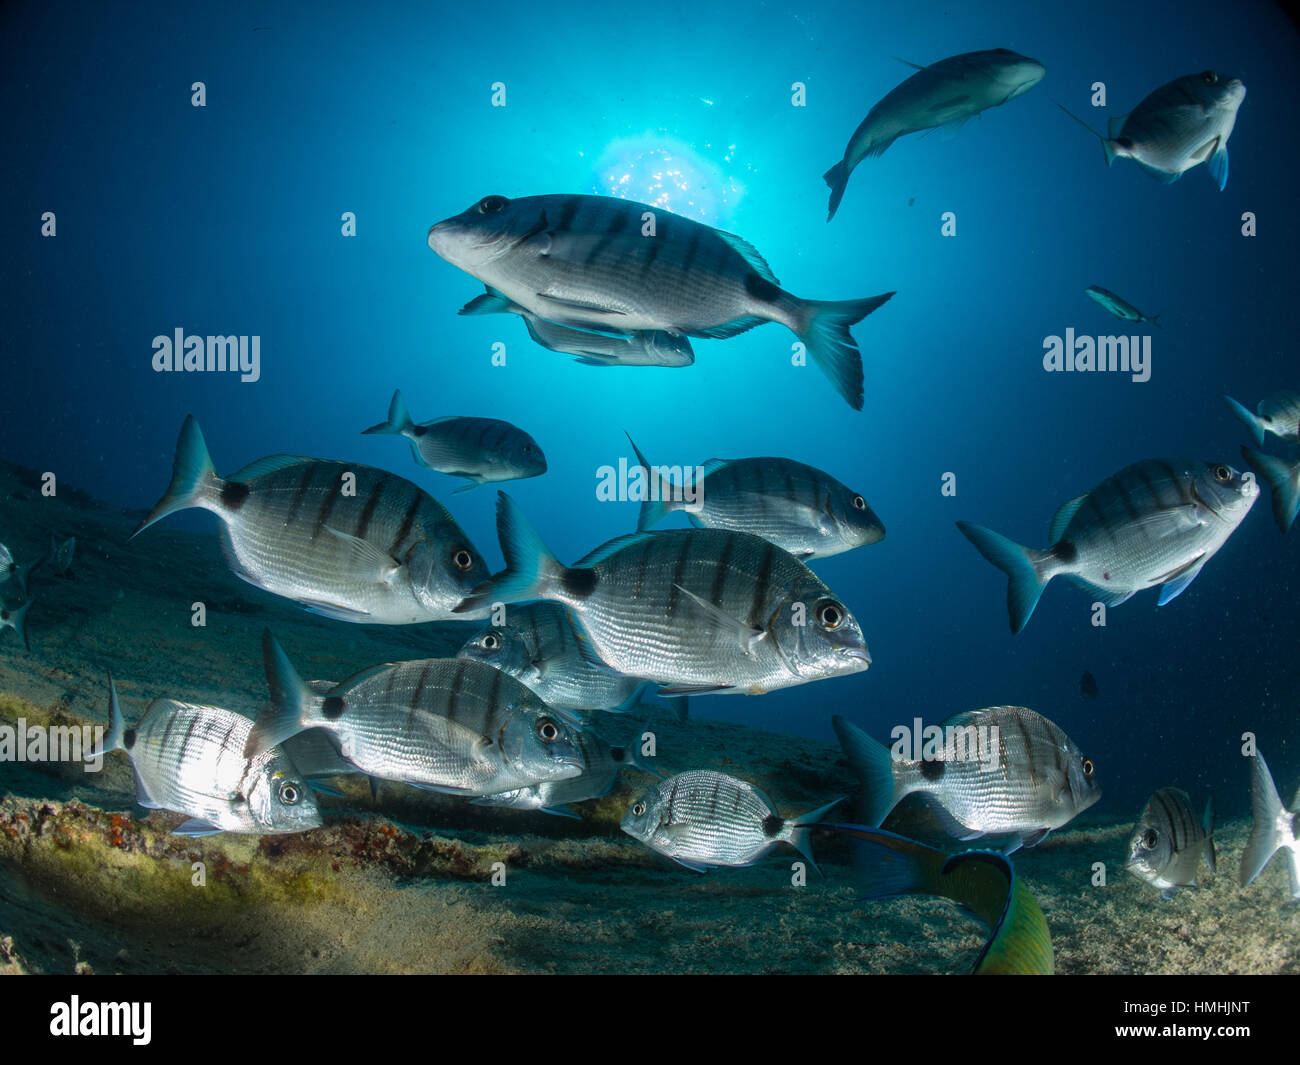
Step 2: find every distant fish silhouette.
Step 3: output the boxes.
[1080,670,1098,700]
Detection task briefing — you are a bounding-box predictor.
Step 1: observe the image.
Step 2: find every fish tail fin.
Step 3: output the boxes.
[1225,396,1266,446]
[832,714,903,826]
[458,289,512,316]
[1241,753,1286,888]
[624,432,674,530]
[131,415,223,539]
[362,389,416,437]
[1055,102,1113,164]
[823,159,849,222]
[1203,794,1217,874]
[454,492,567,614]
[955,521,1053,634]
[793,292,895,411]
[1241,446,1300,533]
[245,630,316,758]
[787,797,846,873]
[95,671,128,758]
[1150,314,1161,329]
[3,598,32,651]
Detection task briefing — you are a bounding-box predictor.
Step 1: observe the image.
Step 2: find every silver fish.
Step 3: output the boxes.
[0,598,31,650]
[428,193,894,410]
[99,674,321,836]
[456,493,870,696]
[621,769,842,871]
[1225,390,1300,446]
[460,289,694,367]
[49,535,76,576]
[626,434,884,559]
[1239,751,1300,898]
[133,416,491,623]
[957,458,1257,633]
[834,707,1100,852]
[1061,70,1244,189]
[1240,446,1300,533]
[0,542,42,598]
[363,389,546,490]
[1126,788,1216,899]
[824,49,1045,220]
[1084,286,1160,328]
[245,631,585,796]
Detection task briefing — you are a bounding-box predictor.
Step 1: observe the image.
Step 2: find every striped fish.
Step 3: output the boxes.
[363,389,546,490]
[460,289,694,367]
[1126,787,1216,899]
[1239,751,1300,899]
[834,707,1100,852]
[132,416,491,623]
[244,631,585,796]
[626,434,884,559]
[620,770,842,871]
[428,194,894,410]
[1225,390,1300,446]
[455,493,871,696]
[1241,447,1300,533]
[98,674,321,836]
[1084,286,1160,328]
[824,49,1045,221]
[0,599,32,651]
[0,540,43,598]
[957,458,1257,633]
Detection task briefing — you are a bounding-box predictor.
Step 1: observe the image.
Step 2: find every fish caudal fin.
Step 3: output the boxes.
[794,292,895,411]
[362,389,416,437]
[131,415,223,539]
[3,599,32,651]
[786,797,845,873]
[823,159,849,222]
[1241,753,1287,888]
[1241,446,1300,533]
[1225,396,1266,446]
[453,492,567,615]
[1055,102,1114,167]
[1203,794,1217,874]
[95,671,129,760]
[832,714,903,826]
[245,630,316,758]
[624,432,675,530]
[955,521,1053,634]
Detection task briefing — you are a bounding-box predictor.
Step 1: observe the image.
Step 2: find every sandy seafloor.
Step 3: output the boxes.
[0,458,1296,977]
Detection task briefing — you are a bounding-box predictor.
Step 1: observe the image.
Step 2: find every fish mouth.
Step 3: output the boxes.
[841,647,872,668]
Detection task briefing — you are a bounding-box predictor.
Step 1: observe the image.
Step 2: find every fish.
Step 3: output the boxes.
[625,434,885,559]
[0,542,42,598]
[833,707,1100,852]
[1225,391,1300,446]
[244,631,586,797]
[460,289,695,367]
[428,193,895,410]
[1126,787,1216,899]
[0,599,32,650]
[816,824,1054,974]
[1059,70,1245,189]
[1239,447,1300,533]
[956,458,1258,633]
[1084,286,1160,328]
[455,493,871,696]
[1239,751,1300,899]
[823,49,1046,221]
[620,770,843,872]
[97,673,322,837]
[1080,670,1098,701]
[50,535,75,577]
[362,389,546,490]
[132,416,491,623]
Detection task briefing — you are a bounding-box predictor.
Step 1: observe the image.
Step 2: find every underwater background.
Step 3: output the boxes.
[1,0,1298,975]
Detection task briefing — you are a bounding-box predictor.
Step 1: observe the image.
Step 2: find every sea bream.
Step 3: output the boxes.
[626,434,884,559]
[1239,751,1300,899]
[957,458,1257,633]
[455,493,871,696]
[244,631,586,797]
[460,288,695,367]
[428,193,894,410]
[363,389,547,490]
[1126,787,1216,899]
[834,707,1100,852]
[133,416,491,623]
[1059,70,1245,189]
[1084,286,1160,328]
[97,674,322,837]
[1240,446,1300,533]
[1225,390,1300,446]
[823,49,1046,221]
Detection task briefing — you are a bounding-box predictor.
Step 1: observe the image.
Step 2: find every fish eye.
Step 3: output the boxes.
[817,601,844,630]
[477,195,509,214]
[536,718,560,742]
[453,548,474,570]
[631,801,646,816]
[1202,70,1218,84]
[1141,828,1158,849]
[852,494,866,510]
[1081,757,1095,779]
[278,781,302,805]
[481,632,500,651]
[1213,465,1231,483]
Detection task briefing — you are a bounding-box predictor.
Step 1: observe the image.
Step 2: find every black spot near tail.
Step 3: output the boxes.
[1052,540,1078,564]
[562,567,598,599]
[919,758,945,782]
[744,273,780,304]
[221,481,251,510]
[762,813,784,838]
[123,728,137,749]
[322,696,346,720]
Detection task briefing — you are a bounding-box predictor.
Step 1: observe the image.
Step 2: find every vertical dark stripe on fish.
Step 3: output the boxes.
[390,489,422,556]
[709,533,736,606]
[384,663,399,698]
[527,607,543,656]
[1014,712,1037,791]
[181,714,200,760]
[557,198,579,231]
[220,718,239,757]
[313,467,343,542]
[356,475,390,543]
[748,539,776,629]
[607,210,630,236]
[412,661,432,708]
[681,227,701,276]
[640,238,662,280]
[285,462,317,529]
[1084,491,1121,549]
[1153,461,1188,508]
[446,660,467,725]
[633,538,650,603]
[487,664,502,715]
[666,536,694,617]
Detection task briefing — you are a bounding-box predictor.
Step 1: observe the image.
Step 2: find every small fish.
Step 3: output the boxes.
[1239,752,1300,898]
[133,416,491,623]
[626,435,884,559]
[460,289,695,367]
[363,389,546,490]
[428,193,895,410]
[957,458,1257,633]
[824,49,1046,220]
[833,707,1100,852]
[0,598,32,651]
[621,770,842,872]
[1080,670,1098,701]
[50,535,75,577]
[245,631,585,796]
[1225,391,1300,447]
[97,674,321,837]
[1059,70,1244,189]
[1240,447,1300,533]
[1127,787,1216,899]
[455,493,870,696]
[1084,286,1160,328]
[0,542,42,598]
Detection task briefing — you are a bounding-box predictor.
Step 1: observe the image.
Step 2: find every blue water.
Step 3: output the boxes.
[2,0,1297,818]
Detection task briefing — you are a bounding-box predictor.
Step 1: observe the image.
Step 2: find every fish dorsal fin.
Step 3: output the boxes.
[892,55,926,71]
[573,531,657,568]
[228,454,309,481]
[1107,114,1128,139]
[1156,555,1207,606]
[1049,494,1088,542]
[715,230,780,286]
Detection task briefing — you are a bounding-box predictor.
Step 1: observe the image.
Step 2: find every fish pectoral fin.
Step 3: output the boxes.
[172,818,223,837]
[1206,142,1229,190]
[1021,827,1052,848]
[891,55,926,70]
[1190,136,1220,164]
[541,805,582,820]
[656,682,734,696]
[535,292,629,316]
[669,856,711,874]
[672,584,766,655]
[320,525,402,584]
[1155,555,1208,606]
[295,598,374,622]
